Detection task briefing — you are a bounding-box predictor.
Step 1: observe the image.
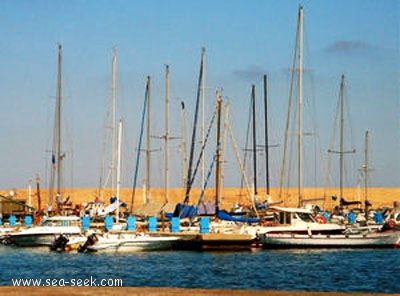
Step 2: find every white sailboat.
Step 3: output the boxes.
[256,8,400,249]
[242,6,345,240]
[260,230,400,249]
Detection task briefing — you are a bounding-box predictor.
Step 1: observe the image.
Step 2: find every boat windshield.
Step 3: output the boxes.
[296,212,314,223]
[42,218,80,227]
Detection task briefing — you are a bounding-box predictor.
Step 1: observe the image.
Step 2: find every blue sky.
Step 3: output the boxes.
[0,0,398,192]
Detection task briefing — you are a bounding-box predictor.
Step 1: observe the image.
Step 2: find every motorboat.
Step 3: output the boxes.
[7,216,82,247]
[78,232,180,253]
[243,206,346,238]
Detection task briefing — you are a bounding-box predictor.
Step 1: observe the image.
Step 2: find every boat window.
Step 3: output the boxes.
[297,212,314,222]
[279,212,291,224]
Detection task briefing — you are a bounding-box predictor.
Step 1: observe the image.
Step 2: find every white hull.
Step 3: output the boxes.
[7,216,82,247]
[86,233,180,253]
[260,231,400,248]
[244,223,345,237]
[8,227,82,247]
[0,227,16,240]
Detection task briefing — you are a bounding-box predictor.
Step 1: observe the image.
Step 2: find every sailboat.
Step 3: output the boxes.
[7,45,83,247]
[77,82,181,253]
[240,7,345,241]
[257,8,400,249]
[84,47,127,222]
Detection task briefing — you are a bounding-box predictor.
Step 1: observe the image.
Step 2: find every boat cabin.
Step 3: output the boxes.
[271,206,316,226]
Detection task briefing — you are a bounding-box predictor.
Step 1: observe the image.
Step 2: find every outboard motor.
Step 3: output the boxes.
[77,233,98,253]
[50,234,70,252]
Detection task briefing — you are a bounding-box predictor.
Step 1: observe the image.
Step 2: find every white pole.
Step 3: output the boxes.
[297,6,304,206]
[165,65,170,204]
[116,120,122,224]
[111,47,117,194]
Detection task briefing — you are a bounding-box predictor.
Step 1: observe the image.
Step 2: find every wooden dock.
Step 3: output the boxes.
[151,231,258,251]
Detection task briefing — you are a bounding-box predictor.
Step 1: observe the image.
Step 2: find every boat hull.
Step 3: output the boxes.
[85,233,180,253]
[7,226,82,247]
[260,231,400,249]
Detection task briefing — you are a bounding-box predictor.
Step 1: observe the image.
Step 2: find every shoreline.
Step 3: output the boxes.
[0,286,395,296]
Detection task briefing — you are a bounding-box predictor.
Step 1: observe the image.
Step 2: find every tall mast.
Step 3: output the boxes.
[146,76,151,204]
[130,77,150,214]
[56,44,63,201]
[111,47,117,194]
[251,85,257,197]
[339,75,345,200]
[328,75,355,201]
[263,75,270,196]
[116,120,123,224]
[49,44,63,209]
[215,91,223,214]
[183,48,205,204]
[201,47,206,189]
[164,65,170,204]
[297,6,304,207]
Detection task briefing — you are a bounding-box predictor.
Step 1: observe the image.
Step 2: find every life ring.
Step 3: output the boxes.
[385,219,396,230]
[315,215,327,224]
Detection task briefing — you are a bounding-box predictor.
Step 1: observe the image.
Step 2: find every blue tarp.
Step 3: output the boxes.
[217,210,260,223]
[168,203,260,223]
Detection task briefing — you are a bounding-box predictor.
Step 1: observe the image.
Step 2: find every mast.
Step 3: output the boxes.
[201,48,206,190]
[49,44,64,210]
[111,47,117,194]
[98,48,118,199]
[263,75,270,196]
[180,102,188,188]
[251,85,257,197]
[183,48,205,205]
[116,120,123,224]
[130,76,150,214]
[215,91,223,214]
[146,76,151,204]
[164,65,170,204]
[364,130,370,217]
[297,6,304,207]
[35,174,41,215]
[328,75,355,201]
[339,75,345,200]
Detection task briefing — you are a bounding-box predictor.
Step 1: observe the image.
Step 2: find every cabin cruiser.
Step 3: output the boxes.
[243,206,346,238]
[6,216,82,247]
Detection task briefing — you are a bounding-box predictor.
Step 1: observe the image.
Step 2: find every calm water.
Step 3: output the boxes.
[0,245,399,293]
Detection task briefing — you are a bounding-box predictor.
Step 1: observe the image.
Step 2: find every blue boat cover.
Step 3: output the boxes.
[172,203,198,218]
[217,210,260,223]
